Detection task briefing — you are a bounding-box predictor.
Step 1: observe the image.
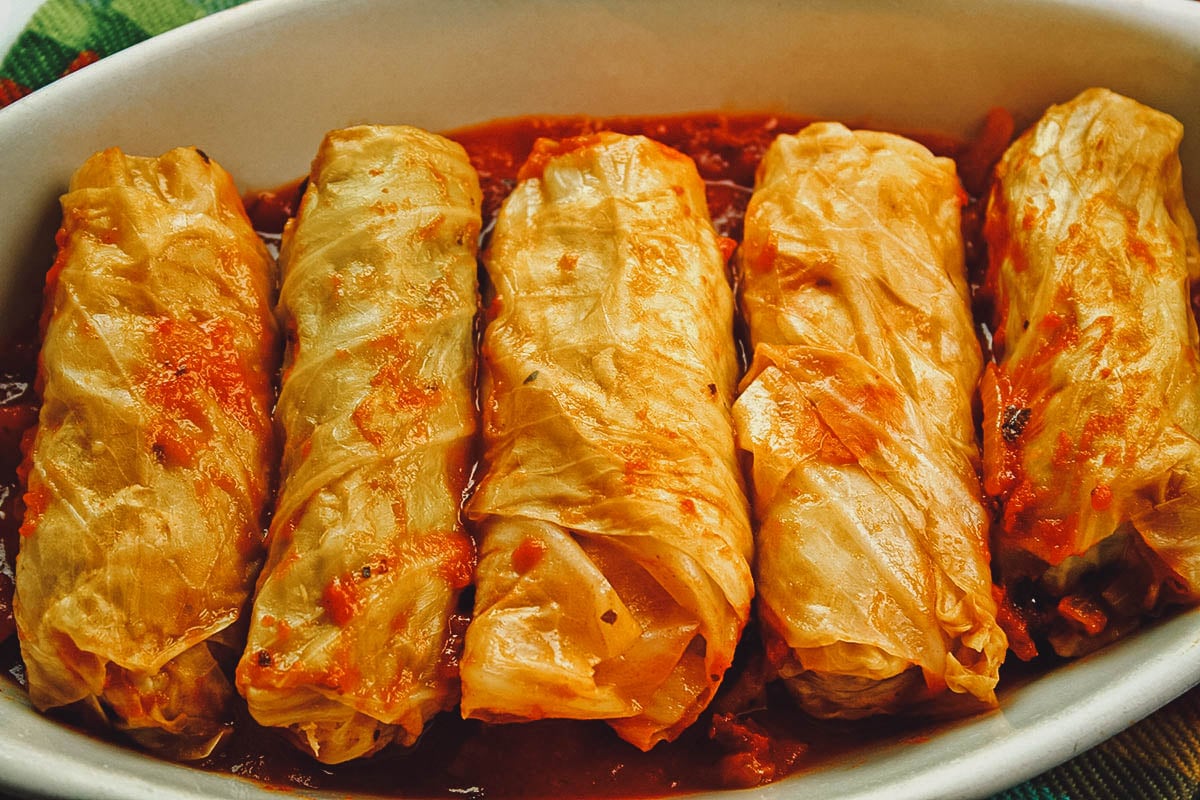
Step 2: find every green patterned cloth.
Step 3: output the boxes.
[4,2,1200,798]
[998,690,1200,800]
[0,0,249,105]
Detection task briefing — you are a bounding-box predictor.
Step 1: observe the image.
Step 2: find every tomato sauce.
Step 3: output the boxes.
[0,314,36,646]
[0,111,1016,797]
[198,632,947,798]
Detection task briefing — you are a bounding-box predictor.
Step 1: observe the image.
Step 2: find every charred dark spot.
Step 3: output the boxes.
[151,443,166,464]
[1001,405,1031,442]
[1009,577,1044,613]
[600,609,618,625]
[194,148,211,164]
[257,649,272,667]
[707,383,718,397]
[523,370,539,384]
[361,565,371,579]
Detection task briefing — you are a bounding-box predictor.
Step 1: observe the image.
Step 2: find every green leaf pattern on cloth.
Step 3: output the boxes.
[3,1,1200,798]
[0,0,248,104]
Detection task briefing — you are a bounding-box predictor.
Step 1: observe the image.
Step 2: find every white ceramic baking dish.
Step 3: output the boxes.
[1,1,1199,798]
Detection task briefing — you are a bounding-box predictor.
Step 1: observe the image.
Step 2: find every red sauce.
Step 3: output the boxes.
[321,573,362,627]
[141,316,269,469]
[440,532,476,591]
[197,642,940,799]
[1090,484,1113,511]
[450,113,988,246]
[242,176,306,235]
[0,111,1018,797]
[511,535,547,574]
[0,314,37,644]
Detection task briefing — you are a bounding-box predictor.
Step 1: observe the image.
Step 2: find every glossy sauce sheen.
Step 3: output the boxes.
[0,113,1009,797]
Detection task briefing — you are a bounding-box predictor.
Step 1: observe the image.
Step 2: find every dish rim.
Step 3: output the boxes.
[2,1,1200,798]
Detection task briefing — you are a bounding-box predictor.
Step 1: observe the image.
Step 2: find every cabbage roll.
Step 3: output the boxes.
[733,123,1006,718]
[982,88,1200,658]
[462,132,754,750]
[235,126,481,763]
[14,147,278,759]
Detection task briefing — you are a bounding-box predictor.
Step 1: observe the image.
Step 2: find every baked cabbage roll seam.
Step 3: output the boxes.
[237,125,481,764]
[983,87,1200,657]
[15,145,278,760]
[734,122,1005,718]
[462,132,754,750]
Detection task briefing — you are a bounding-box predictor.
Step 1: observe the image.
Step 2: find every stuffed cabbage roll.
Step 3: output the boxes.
[15,147,278,759]
[982,88,1200,658]
[462,132,754,750]
[235,125,481,764]
[733,123,1006,718]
